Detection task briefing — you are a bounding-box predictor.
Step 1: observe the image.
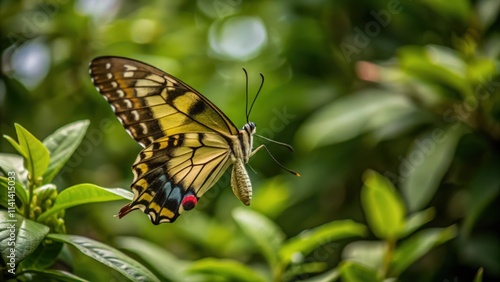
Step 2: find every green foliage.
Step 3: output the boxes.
[361,170,406,239]
[42,120,91,185]
[1,0,499,281]
[48,234,160,282]
[0,122,155,281]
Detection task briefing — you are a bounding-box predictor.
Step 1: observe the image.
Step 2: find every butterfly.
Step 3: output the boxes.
[89,56,298,224]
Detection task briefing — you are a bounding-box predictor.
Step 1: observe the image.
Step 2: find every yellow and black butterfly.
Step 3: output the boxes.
[89,56,298,224]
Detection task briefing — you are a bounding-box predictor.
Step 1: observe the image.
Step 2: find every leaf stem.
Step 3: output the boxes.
[380,238,396,279]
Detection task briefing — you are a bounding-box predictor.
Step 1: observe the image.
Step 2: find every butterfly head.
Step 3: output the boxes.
[243,122,256,135]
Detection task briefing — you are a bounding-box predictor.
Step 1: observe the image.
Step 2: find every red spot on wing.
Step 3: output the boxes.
[181,195,197,211]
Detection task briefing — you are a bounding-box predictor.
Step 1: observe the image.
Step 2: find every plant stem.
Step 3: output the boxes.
[380,238,396,279]
[25,173,34,218]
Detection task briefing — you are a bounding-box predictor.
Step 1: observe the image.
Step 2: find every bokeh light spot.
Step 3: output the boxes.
[209,16,267,60]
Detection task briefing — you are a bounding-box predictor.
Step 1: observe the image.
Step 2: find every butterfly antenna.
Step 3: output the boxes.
[248,73,265,121]
[243,68,250,123]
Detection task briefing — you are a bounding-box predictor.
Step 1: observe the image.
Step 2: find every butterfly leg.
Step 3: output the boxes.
[249,144,265,158]
[250,144,300,176]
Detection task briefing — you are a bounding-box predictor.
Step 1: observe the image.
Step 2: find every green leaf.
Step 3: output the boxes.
[421,0,470,21]
[20,269,89,282]
[0,153,29,188]
[186,258,267,282]
[42,120,90,184]
[38,184,132,222]
[361,170,406,239]
[3,135,26,158]
[283,262,327,281]
[339,261,379,282]
[399,45,471,96]
[297,90,416,150]
[477,0,500,29]
[232,208,285,270]
[14,124,51,184]
[474,267,483,282]
[280,220,367,265]
[391,225,457,275]
[401,208,435,237]
[47,234,160,282]
[0,176,28,211]
[21,241,63,269]
[115,236,189,282]
[0,210,50,263]
[401,126,465,212]
[342,241,386,270]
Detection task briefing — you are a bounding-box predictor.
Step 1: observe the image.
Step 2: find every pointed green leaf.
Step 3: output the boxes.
[361,170,406,239]
[339,261,379,282]
[391,225,457,275]
[38,184,131,222]
[186,258,267,282]
[232,208,285,269]
[477,0,500,29]
[0,211,50,263]
[280,220,367,265]
[47,234,160,282]
[401,126,465,212]
[3,135,26,158]
[14,124,51,183]
[115,236,189,282]
[474,267,483,282]
[297,90,416,150]
[42,120,90,184]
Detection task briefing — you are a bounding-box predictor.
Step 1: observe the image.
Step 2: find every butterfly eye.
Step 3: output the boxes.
[181,195,197,211]
[243,122,256,134]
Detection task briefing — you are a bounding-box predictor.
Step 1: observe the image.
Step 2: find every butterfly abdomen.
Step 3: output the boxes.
[231,157,252,205]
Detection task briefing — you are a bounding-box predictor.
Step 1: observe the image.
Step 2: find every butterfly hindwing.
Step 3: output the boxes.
[128,133,232,223]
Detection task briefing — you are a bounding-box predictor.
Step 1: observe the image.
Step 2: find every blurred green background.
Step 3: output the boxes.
[1,0,500,281]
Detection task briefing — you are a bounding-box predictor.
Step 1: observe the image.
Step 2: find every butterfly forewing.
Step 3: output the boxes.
[89,56,254,224]
[89,56,239,147]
